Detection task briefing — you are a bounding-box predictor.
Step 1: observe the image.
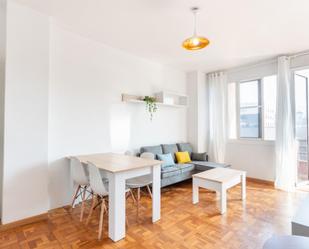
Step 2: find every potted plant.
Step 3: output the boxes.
[143,96,158,121]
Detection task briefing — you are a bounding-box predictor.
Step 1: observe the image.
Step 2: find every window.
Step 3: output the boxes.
[294,69,309,183]
[228,75,277,140]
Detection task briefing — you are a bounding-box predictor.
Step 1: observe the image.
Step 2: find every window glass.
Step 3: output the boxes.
[240,107,261,138]
[239,80,259,107]
[239,80,261,138]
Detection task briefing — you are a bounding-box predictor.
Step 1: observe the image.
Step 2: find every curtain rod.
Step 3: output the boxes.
[210,50,309,75]
[289,51,309,59]
[224,58,277,74]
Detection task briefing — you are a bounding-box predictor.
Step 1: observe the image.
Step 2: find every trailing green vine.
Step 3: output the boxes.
[143,96,158,121]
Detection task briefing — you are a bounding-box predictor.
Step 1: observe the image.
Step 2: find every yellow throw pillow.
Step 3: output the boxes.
[175,151,191,164]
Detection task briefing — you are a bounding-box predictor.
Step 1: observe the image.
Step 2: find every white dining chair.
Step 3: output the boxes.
[86,162,109,240]
[70,157,91,221]
[126,152,154,220]
[86,161,130,239]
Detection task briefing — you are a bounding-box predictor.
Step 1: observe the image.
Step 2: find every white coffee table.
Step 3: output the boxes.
[192,168,246,214]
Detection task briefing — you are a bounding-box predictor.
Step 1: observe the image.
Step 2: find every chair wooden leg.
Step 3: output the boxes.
[102,197,108,215]
[71,185,81,210]
[146,185,152,199]
[80,186,87,221]
[98,198,105,240]
[130,189,136,203]
[136,187,140,221]
[86,194,97,225]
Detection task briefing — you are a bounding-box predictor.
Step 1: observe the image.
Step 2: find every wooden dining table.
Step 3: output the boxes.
[71,153,162,242]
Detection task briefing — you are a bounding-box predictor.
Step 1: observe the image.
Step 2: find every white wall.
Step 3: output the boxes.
[225,141,275,181]
[187,72,198,151]
[0,3,187,222]
[2,2,50,223]
[48,24,187,208]
[187,71,207,153]
[0,0,6,219]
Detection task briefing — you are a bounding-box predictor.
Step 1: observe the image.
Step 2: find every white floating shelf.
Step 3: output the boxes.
[122,92,188,108]
[155,91,188,107]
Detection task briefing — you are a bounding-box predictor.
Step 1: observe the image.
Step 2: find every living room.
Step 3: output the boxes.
[1,0,309,248]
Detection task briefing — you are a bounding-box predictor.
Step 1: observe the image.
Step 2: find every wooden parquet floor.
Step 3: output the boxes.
[0,180,308,249]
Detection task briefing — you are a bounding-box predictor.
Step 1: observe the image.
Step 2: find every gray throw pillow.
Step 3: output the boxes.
[191,152,208,161]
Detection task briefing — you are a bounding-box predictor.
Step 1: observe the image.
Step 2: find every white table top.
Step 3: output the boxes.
[193,167,246,183]
[292,195,309,227]
[72,153,162,173]
[263,235,309,249]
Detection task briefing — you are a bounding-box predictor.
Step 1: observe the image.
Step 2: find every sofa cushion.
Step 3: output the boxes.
[176,163,195,173]
[161,144,179,162]
[177,143,193,155]
[191,152,208,161]
[157,153,175,168]
[191,161,230,171]
[140,145,163,158]
[161,165,181,178]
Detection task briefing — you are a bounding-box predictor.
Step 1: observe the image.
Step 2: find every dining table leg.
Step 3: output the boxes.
[152,164,161,222]
[108,173,126,242]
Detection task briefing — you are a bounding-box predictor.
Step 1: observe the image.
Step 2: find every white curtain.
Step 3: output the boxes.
[207,72,227,163]
[275,56,297,192]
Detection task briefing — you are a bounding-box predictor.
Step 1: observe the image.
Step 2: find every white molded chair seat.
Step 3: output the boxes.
[86,162,109,240]
[126,174,152,188]
[70,157,91,221]
[125,152,154,189]
[71,157,89,186]
[86,162,130,240]
[124,152,154,221]
[88,162,109,196]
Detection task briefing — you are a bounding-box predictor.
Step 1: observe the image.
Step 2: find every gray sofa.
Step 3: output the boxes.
[140,143,230,187]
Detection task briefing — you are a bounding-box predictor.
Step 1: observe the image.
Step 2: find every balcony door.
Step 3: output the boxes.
[294,69,309,185]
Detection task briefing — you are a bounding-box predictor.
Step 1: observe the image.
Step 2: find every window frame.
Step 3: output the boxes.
[231,76,276,142]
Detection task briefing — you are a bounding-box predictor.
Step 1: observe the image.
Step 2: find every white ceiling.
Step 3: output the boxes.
[15,0,309,72]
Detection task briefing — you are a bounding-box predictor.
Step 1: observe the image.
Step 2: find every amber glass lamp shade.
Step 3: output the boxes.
[182,36,210,50]
[182,7,209,51]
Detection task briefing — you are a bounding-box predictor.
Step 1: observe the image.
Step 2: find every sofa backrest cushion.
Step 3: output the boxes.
[177,143,193,155]
[161,144,179,162]
[140,145,163,158]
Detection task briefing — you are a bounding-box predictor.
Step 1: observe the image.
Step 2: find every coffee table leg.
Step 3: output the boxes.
[220,186,226,214]
[241,173,246,200]
[192,180,199,204]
